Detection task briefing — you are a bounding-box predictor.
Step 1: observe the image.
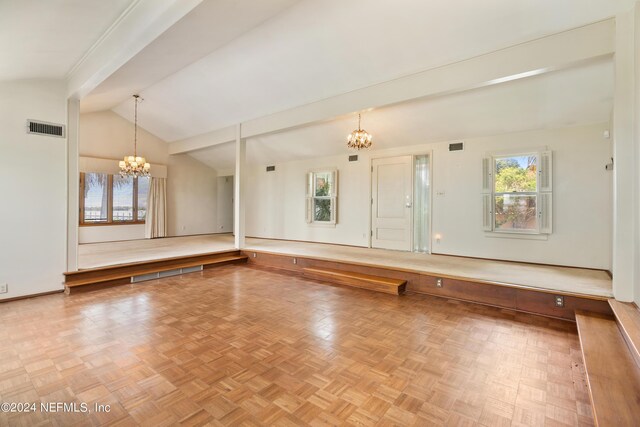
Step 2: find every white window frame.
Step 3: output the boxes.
[482,150,552,236]
[306,169,338,226]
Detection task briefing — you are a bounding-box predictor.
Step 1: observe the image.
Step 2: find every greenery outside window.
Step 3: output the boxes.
[80,172,150,226]
[482,151,552,234]
[306,170,337,225]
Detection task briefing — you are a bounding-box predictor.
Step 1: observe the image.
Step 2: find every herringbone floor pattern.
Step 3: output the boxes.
[0,265,592,426]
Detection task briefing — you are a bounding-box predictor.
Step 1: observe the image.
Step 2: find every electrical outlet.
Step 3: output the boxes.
[436,278,443,288]
[554,295,564,307]
[252,252,257,258]
[0,283,7,294]
[293,258,297,265]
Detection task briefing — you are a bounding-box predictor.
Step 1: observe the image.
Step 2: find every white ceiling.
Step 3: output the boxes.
[0,0,134,80]
[103,0,631,142]
[188,59,614,170]
[81,0,299,113]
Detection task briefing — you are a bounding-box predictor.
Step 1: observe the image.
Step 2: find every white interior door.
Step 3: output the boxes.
[371,156,412,251]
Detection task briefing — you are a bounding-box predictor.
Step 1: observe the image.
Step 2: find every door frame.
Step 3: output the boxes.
[367,152,433,253]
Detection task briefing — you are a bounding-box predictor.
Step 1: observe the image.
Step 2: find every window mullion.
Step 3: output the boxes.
[107,175,114,223]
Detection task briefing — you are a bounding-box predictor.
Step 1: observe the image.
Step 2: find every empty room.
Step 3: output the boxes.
[1,0,640,425]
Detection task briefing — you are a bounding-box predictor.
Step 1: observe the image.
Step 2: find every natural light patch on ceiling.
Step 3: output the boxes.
[187,59,613,171]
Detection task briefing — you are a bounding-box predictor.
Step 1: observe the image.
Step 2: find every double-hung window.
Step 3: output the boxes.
[306,170,337,225]
[482,151,552,234]
[80,172,150,225]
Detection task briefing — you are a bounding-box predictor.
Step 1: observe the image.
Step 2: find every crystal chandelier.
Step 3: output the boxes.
[347,113,373,150]
[119,95,150,177]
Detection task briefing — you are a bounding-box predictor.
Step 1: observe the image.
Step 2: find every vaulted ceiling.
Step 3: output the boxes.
[1,0,629,168]
[88,0,631,143]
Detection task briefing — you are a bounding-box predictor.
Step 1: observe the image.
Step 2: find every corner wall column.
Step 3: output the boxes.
[66,98,80,272]
[234,124,246,249]
[613,8,637,301]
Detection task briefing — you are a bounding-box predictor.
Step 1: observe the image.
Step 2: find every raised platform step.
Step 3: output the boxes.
[303,267,406,295]
[575,310,640,427]
[64,251,247,292]
[609,299,640,366]
[245,250,611,320]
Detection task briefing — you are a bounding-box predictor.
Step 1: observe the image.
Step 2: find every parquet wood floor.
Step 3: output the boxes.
[0,265,592,426]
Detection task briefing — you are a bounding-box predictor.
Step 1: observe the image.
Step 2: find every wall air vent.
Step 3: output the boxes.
[26,119,65,138]
[266,165,276,172]
[348,155,358,162]
[449,142,464,152]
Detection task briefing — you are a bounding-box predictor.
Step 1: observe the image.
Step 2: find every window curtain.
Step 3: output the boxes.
[145,177,167,239]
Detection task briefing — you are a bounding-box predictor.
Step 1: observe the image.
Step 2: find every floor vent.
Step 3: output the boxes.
[131,265,203,283]
[26,119,65,138]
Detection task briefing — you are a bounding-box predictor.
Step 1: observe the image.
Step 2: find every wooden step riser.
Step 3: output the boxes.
[64,259,248,294]
[303,271,405,295]
[244,251,612,321]
[575,311,640,427]
[65,251,245,286]
[65,256,247,288]
[609,300,640,370]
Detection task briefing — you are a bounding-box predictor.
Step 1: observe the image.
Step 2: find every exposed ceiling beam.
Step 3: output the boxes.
[66,0,203,100]
[169,18,614,155]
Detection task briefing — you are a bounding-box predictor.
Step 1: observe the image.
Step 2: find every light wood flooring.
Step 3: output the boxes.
[1,265,592,426]
[78,235,612,297]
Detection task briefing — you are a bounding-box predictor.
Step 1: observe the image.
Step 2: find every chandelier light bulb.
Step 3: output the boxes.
[346,113,373,150]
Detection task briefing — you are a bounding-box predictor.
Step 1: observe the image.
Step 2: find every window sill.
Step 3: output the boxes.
[308,222,336,228]
[484,232,548,241]
[80,222,146,227]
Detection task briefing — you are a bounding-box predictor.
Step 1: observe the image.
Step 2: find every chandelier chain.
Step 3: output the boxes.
[118,94,150,177]
[133,95,139,157]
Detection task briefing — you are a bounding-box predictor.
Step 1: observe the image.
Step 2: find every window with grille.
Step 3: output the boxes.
[482,151,552,234]
[80,173,150,225]
[305,170,337,225]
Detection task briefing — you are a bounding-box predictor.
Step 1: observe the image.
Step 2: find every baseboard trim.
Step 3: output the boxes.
[0,289,64,303]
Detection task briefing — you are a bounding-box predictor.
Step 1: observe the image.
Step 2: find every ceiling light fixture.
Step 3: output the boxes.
[119,94,150,177]
[347,113,373,150]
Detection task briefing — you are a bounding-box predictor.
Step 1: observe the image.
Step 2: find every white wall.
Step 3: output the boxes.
[0,80,68,299]
[246,123,613,269]
[79,111,219,242]
[167,154,219,236]
[79,224,145,243]
[217,176,234,233]
[247,157,370,246]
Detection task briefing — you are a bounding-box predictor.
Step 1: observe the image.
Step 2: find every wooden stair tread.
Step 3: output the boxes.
[66,255,247,287]
[575,311,640,426]
[303,267,406,295]
[609,299,640,364]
